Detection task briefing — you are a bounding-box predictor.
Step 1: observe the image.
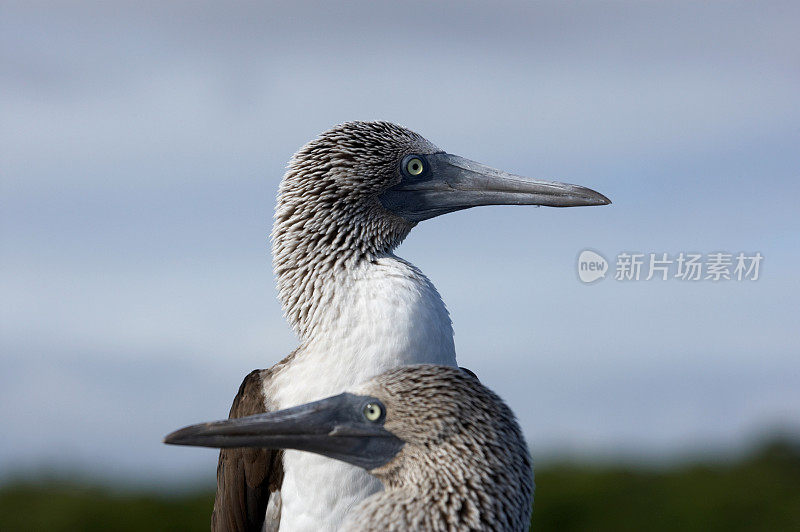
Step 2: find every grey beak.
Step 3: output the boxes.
[164,393,404,471]
[380,153,611,222]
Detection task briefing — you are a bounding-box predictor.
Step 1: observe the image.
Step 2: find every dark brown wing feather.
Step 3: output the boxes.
[211,369,284,532]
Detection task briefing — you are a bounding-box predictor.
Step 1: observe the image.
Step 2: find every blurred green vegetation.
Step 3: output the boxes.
[0,483,212,532]
[533,439,800,531]
[1,439,798,531]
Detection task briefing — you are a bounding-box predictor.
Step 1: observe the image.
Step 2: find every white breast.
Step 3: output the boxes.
[268,256,456,532]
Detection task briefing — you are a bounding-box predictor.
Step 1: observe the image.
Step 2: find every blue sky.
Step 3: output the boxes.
[2,1,799,485]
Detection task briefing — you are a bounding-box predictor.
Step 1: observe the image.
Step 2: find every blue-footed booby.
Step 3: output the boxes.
[167,365,535,531]
[214,121,608,531]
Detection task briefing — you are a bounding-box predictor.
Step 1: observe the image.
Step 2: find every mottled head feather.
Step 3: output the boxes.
[271,121,440,337]
[347,365,534,531]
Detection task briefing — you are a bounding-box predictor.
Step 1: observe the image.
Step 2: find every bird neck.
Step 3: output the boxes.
[349,440,533,531]
[345,465,529,531]
[271,203,430,339]
[278,251,454,354]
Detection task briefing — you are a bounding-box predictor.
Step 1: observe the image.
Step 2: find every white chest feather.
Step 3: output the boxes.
[268,256,456,532]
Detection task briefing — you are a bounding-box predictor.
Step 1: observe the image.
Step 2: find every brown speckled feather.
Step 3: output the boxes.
[211,369,283,532]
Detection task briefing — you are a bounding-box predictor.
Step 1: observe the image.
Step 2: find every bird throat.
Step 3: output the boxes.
[294,254,456,375]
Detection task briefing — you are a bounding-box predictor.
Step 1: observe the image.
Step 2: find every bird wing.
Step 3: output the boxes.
[211,368,284,532]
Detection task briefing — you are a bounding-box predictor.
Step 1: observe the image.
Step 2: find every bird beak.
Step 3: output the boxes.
[164,393,404,471]
[380,153,611,222]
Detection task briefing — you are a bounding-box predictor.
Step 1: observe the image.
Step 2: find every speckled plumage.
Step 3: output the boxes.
[344,365,534,532]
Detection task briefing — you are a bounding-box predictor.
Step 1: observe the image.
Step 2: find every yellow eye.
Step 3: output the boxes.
[406,157,424,176]
[363,403,383,422]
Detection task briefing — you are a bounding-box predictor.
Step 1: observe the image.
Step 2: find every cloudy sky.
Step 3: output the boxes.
[2,1,799,485]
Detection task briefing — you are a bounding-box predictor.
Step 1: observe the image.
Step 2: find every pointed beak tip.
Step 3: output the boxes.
[163,424,203,446]
[163,432,180,445]
[575,187,611,206]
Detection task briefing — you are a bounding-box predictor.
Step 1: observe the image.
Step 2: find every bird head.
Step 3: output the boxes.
[273,120,610,261]
[164,365,531,488]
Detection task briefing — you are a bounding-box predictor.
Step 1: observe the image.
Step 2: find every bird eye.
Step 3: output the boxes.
[405,157,424,176]
[363,402,383,422]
